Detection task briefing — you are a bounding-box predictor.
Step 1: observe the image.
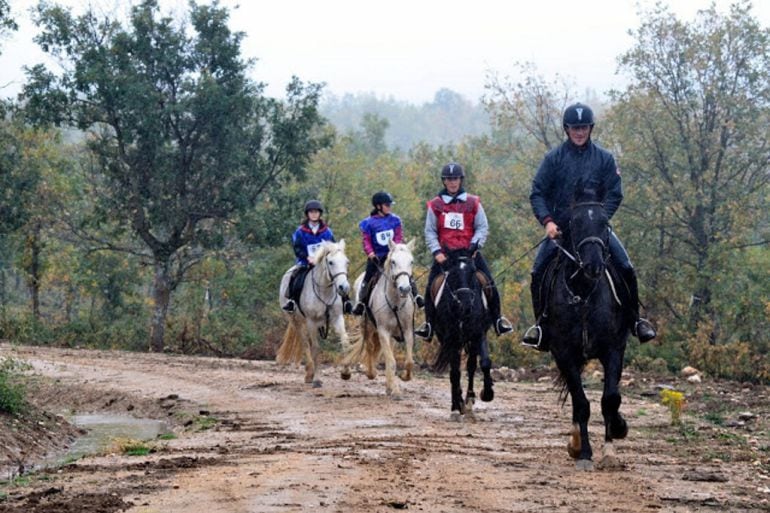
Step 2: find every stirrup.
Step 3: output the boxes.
[414,295,425,309]
[521,325,543,349]
[351,302,365,316]
[495,317,513,336]
[282,300,296,313]
[414,322,432,340]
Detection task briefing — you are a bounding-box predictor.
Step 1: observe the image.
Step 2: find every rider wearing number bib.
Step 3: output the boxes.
[282,199,354,314]
[352,191,424,316]
[414,163,513,340]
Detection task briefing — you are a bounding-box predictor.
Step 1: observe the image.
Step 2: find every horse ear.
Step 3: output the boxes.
[338,239,345,251]
[388,238,396,251]
[406,239,416,251]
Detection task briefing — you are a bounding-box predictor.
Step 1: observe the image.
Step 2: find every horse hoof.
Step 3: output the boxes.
[480,388,494,402]
[449,412,463,423]
[598,454,622,470]
[464,410,477,423]
[312,380,323,388]
[398,371,412,382]
[575,459,594,471]
[340,370,351,381]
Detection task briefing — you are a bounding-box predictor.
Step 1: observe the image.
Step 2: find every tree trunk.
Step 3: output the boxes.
[25,222,42,320]
[149,259,172,352]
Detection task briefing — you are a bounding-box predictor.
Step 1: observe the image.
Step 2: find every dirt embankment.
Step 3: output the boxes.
[0,344,768,513]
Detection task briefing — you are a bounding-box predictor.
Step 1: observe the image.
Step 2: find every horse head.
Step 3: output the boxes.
[443,248,481,319]
[316,239,350,296]
[569,180,610,280]
[386,239,415,297]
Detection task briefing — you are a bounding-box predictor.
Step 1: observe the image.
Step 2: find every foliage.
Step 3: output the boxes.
[22,0,329,350]
[0,357,28,416]
[608,1,770,346]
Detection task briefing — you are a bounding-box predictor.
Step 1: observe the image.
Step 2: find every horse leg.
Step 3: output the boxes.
[379,327,400,398]
[561,362,593,469]
[599,350,627,469]
[331,313,352,380]
[399,328,414,382]
[479,335,494,402]
[449,350,464,421]
[304,320,322,387]
[464,349,477,421]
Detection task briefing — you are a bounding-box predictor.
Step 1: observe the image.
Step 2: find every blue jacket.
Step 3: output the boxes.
[530,139,623,228]
[292,221,335,266]
[359,213,403,259]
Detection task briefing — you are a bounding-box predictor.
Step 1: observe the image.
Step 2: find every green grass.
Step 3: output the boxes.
[157,432,177,440]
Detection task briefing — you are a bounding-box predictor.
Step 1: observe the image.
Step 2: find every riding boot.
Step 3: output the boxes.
[522,273,548,351]
[341,293,354,315]
[480,274,513,336]
[622,267,656,343]
[411,279,425,309]
[415,292,434,340]
[352,278,369,316]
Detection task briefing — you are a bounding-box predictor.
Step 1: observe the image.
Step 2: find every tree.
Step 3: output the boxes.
[609,2,770,346]
[0,0,17,51]
[22,0,329,351]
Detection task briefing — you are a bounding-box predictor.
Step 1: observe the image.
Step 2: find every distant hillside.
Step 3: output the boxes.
[320,88,490,150]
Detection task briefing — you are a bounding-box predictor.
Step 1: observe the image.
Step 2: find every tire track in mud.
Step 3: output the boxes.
[0,345,768,512]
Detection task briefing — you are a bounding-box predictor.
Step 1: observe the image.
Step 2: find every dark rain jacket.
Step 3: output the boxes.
[529,139,623,229]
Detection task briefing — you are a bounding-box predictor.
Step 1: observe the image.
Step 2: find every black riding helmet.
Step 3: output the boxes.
[441,162,465,179]
[563,102,595,129]
[371,191,394,207]
[304,199,324,214]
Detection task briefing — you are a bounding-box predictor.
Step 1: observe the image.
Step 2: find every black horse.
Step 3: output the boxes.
[544,184,630,470]
[432,248,494,420]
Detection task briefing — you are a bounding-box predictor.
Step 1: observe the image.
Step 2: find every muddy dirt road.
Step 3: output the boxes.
[0,344,768,512]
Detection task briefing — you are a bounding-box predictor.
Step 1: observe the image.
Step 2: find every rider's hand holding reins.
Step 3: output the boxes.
[435,252,447,264]
[545,221,562,239]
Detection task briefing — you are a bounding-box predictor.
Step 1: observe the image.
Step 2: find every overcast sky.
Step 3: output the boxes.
[2,0,770,104]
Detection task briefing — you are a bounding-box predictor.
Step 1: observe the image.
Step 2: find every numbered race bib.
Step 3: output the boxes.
[375,229,394,246]
[307,242,323,257]
[443,212,464,230]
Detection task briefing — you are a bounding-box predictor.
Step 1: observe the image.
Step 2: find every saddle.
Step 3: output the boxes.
[538,255,625,321]
[429,270,492,308]
[287,266,311,302]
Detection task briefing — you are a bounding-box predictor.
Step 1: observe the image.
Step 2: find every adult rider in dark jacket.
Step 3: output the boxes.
[522,102,656,350]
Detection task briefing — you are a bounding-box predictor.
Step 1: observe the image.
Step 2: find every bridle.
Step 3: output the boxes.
[444,256,479,309]
[312,247,348,307]
[553,201,610,279]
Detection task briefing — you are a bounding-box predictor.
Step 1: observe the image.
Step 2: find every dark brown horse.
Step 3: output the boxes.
[432,248,494,421]
[544,184,630,470]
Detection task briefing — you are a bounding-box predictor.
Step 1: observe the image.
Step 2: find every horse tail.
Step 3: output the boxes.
[341,323,366,366]
[364,327,382,371]
[555,364,586,406]
[432,340,454,374]
[276,322,305,364]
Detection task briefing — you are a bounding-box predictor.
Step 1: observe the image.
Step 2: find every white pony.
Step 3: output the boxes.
[276,240,351,387]
[342,240,416,397]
